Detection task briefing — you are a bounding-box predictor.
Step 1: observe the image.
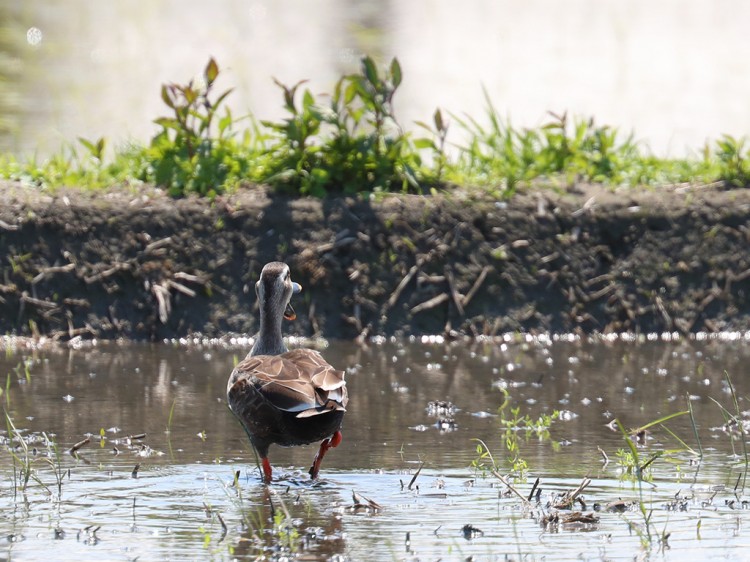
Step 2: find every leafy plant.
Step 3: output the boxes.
[137,58,256,197]
[78,136,106,162]
[471,388,559,480]
[711,371,749,491]
[715,135,750,187]
[3,54,750,198]
[262,56,424,196]
[415,108,450,184]
[450,96,725,194]
[4,414,63,498]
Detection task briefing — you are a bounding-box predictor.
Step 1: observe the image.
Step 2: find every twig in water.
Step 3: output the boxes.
[527,477,541,502]
[407,462,424,491]
[126,433,147,442]
[215,511,227,542]
[598,446,609,465]
[203,502,228,543]
[550,477,592,509]
[69,437,90,455]
[350,490,382,512]
[490,470,531,506]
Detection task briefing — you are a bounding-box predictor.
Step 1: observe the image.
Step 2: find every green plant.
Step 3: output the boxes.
[451,92,537,196]
[470,389,559,480]
[78,136,106,162]
[4,414,62,498]
[262,56,424,196]
[166,397,176,434]
[138,58,255,197]
[711,371,749,491]
[271,495,300,554]
[12,359,31,383]
[715,135,750,187]
[415,108,450,184]
[449,95,727,193]
[260,78,324,194]
[614,419,657,547]
[4,54,750,198]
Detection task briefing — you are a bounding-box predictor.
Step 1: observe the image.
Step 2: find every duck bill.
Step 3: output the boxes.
[283,302,297,321]
[284,282,302,321]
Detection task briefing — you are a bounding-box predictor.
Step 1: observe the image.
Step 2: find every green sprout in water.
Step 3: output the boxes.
[471,388,559,481]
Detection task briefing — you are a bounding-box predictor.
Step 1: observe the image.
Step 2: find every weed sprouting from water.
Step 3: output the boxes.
[613,410,691,483]
[12,359,31,383]
[609,410,694,551]
[3,413,63,499]
[166,397,177,434]
[687,393,703,458]
[216,470,308,559]
[614,418,655,547]
[471,389,559,481]
[711,371,749,491]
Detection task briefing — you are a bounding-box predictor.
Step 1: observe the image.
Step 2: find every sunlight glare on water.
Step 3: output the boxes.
[0,336,749,559]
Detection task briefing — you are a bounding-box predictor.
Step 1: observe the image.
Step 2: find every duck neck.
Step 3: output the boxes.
[250,305,288,356]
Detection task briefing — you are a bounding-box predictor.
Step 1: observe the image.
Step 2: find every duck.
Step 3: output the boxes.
[227,261,348,483]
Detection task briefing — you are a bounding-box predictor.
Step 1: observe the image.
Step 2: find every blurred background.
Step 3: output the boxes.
[2,0,749,159]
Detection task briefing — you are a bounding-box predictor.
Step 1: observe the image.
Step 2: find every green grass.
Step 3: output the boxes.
[1,56,749,198]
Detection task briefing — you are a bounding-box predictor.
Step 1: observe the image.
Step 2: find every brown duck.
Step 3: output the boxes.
[227,262,348,483]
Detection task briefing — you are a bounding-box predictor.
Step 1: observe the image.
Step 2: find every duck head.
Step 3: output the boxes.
[256,261,302,322]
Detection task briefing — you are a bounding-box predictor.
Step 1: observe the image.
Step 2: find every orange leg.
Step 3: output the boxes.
[309,431,343,479]
[261,457,273,484]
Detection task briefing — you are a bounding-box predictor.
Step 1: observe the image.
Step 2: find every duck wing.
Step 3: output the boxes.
[228,349,348,418]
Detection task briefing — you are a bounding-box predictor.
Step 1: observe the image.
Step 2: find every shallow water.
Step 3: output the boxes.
[1,335,749,560]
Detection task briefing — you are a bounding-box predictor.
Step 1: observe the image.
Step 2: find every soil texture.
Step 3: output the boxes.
[1,181,749,342]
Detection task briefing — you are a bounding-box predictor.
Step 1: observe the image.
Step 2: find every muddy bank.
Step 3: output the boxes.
[1,181,749,342]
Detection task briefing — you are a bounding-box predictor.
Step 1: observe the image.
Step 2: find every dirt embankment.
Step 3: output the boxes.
[1,181,749,342]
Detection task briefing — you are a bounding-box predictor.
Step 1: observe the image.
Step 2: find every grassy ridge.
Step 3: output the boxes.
[1,56,749,198]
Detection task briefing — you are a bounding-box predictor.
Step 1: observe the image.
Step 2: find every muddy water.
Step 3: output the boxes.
[0,335,749,560]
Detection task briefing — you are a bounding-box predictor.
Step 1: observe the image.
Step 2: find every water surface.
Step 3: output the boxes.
[1,335,749,560]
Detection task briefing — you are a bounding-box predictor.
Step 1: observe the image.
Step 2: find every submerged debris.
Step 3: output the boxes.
[426,400,457,417]
[435,418,458,432]
[68,437,90,455]
[346,490,382,514]
[77,525,100,546]
[719,414,750,436]
[549,477,592,510]
[462,524,484,540]
[541,511,600,530]
[594,499,637,513]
